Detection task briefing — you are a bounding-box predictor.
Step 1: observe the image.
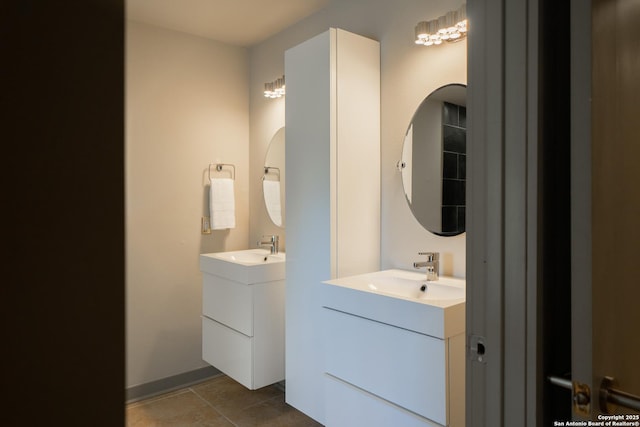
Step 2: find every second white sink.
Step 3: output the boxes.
[200,249,286,284]
[358,269,465,302]
[322,269,465,339]
[212,249,285,265]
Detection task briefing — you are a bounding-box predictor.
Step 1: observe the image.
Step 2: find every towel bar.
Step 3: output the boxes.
[209,163,235,180]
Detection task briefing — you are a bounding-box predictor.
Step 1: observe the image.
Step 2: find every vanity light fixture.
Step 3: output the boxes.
[264,75,286,98]
[415,3,467,47]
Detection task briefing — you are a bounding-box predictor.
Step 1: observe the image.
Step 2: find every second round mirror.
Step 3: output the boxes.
[400,83,466,236]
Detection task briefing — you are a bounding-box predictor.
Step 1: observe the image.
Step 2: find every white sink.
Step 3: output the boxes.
[212,249,285,265]
[200,249,286,284]
[362,271,465,302]
[368,278,465,301]
[326,269,465,305]
[323,269,465,339]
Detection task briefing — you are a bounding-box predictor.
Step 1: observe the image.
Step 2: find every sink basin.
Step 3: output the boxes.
[200,249,286,284]
[364,273,465,302]
[322,269,465,338]
[327,269,465,304]
[212,249,285,265]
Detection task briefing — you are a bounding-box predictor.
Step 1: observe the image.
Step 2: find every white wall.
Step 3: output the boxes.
[249,0,467,278]
[126,21,249,388]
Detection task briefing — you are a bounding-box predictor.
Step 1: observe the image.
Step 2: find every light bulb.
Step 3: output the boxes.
[415,21,429,43]
[414,4,467,48]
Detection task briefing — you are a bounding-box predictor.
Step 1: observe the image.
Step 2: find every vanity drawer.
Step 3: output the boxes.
[324,308,448,425]
[202,317,252,389]
[325,374,441,427]
[202,273,253,336]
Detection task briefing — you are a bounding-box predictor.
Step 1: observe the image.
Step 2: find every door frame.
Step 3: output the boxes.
[570,0,593,420]
[467,0,595,424]
[466,0,544,425]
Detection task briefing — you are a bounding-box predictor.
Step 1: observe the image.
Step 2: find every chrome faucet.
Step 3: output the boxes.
[257,235,279,254]
[413,252,439,281]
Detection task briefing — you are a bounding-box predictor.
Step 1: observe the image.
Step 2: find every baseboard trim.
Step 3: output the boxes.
[126,366,222,403]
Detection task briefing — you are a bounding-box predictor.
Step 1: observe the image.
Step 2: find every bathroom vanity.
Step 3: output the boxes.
[200,249,285,390]
[322,269,465,427]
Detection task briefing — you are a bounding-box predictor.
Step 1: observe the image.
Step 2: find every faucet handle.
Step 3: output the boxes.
[258,235,279,254]
[418,252,439,281]
[418,252,439,262]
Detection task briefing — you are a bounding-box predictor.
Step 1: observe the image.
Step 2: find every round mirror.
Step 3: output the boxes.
[263,127,286,227]
[400,83,466,236]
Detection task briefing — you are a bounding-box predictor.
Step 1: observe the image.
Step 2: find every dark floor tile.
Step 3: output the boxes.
[126,389,233,426]
[192,375,283,419]
[126,375,323,427]
[231,395,323,427]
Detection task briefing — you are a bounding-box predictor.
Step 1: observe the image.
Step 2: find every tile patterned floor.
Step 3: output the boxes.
[126,375,323,426]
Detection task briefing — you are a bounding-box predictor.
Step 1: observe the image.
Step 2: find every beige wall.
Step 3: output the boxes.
[126,21,249,388]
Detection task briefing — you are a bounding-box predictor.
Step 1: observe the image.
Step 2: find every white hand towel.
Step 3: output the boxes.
[209,178,236,230]
[263,179,282,227]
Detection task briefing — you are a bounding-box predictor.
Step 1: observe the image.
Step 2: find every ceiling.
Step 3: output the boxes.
[127,0,331,47]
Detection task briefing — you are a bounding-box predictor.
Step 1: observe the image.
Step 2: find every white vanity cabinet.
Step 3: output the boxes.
[200,250,285,390]
[324,309,465,427]
[322,270,465,427]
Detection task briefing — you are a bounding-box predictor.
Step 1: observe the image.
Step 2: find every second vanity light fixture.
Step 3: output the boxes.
[415,3,467,47]
[264,75,286,99]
